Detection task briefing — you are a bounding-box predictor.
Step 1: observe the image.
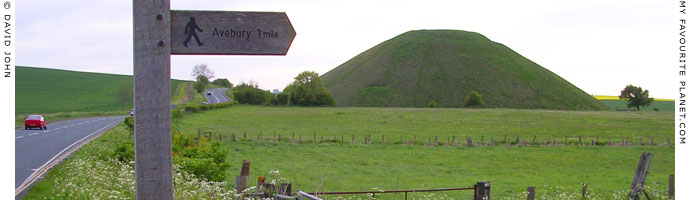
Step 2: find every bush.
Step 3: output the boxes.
[113,141,134,163]
[172,132,229,182]
[124,116,134,130]
[463,91,485,108]
[199,105,209,111]
[171,109,182,118]
[653,107,660,112]
[184,106,199,113]
[233,83,271,105]
[427,100,437,108]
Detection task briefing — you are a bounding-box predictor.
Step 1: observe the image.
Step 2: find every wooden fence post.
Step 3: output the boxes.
[564,136,568,145]
[527,186,535,200]
[669,174,675,198]
[244,131,247,138]
[578,136,582,145]
[582,183,587,198]
[515,135,520,144]
[236,160,251,192]
[313,131,316,141]
[474,181,490,200]
[628,152,653,200]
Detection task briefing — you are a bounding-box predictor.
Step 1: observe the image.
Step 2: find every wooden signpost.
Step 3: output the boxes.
[170,11,296,55]
[133,1,295,198]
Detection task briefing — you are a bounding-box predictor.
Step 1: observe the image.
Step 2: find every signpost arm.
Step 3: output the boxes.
[133,0,173,199]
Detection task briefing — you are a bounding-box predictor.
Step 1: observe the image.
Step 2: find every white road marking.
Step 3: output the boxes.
[15,136,23,139]
[29,133,39,136]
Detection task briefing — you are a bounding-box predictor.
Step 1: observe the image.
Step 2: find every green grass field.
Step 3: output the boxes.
[16,66,190,115]
[172,106,674,198]
[174,106,672,142]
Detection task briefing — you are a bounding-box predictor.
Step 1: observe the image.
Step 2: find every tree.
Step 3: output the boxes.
[192,75,209,94]
[619,85,654,111]
[211,78,232,88]
[193,81,205,93]
[463,91,485,108]
[117,85,133,106]
[196,75,209,86]
[191,64,215,79]
[427,100,437,108]
[281,71,335,106]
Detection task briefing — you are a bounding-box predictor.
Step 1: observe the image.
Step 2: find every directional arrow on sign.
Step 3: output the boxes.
[170,10,296,55]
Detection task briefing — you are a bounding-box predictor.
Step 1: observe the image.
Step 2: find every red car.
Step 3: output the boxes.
[24,115,47,130]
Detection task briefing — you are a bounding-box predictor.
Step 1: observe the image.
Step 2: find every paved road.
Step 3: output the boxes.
[204,88,230,104]
[15,116,124,197]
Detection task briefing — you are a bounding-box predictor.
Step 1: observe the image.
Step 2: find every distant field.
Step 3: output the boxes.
[593,95,674,112]
[16,66,190,115]
[593,95,674,102]
[172,106,674,198]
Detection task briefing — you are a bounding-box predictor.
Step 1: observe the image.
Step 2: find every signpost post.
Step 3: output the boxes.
[133,2,295,199]
[133,0,173,199]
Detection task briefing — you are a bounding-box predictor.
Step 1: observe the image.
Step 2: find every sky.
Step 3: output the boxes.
[18,0,677,99]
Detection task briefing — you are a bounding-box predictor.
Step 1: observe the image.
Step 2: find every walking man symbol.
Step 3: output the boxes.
[183,17,204,47]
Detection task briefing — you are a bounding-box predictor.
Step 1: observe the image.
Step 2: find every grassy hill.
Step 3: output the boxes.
[16,66,190,115]
[322,30,610,110]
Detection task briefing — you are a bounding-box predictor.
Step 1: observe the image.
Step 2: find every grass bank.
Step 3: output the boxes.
[24,124,235,199]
